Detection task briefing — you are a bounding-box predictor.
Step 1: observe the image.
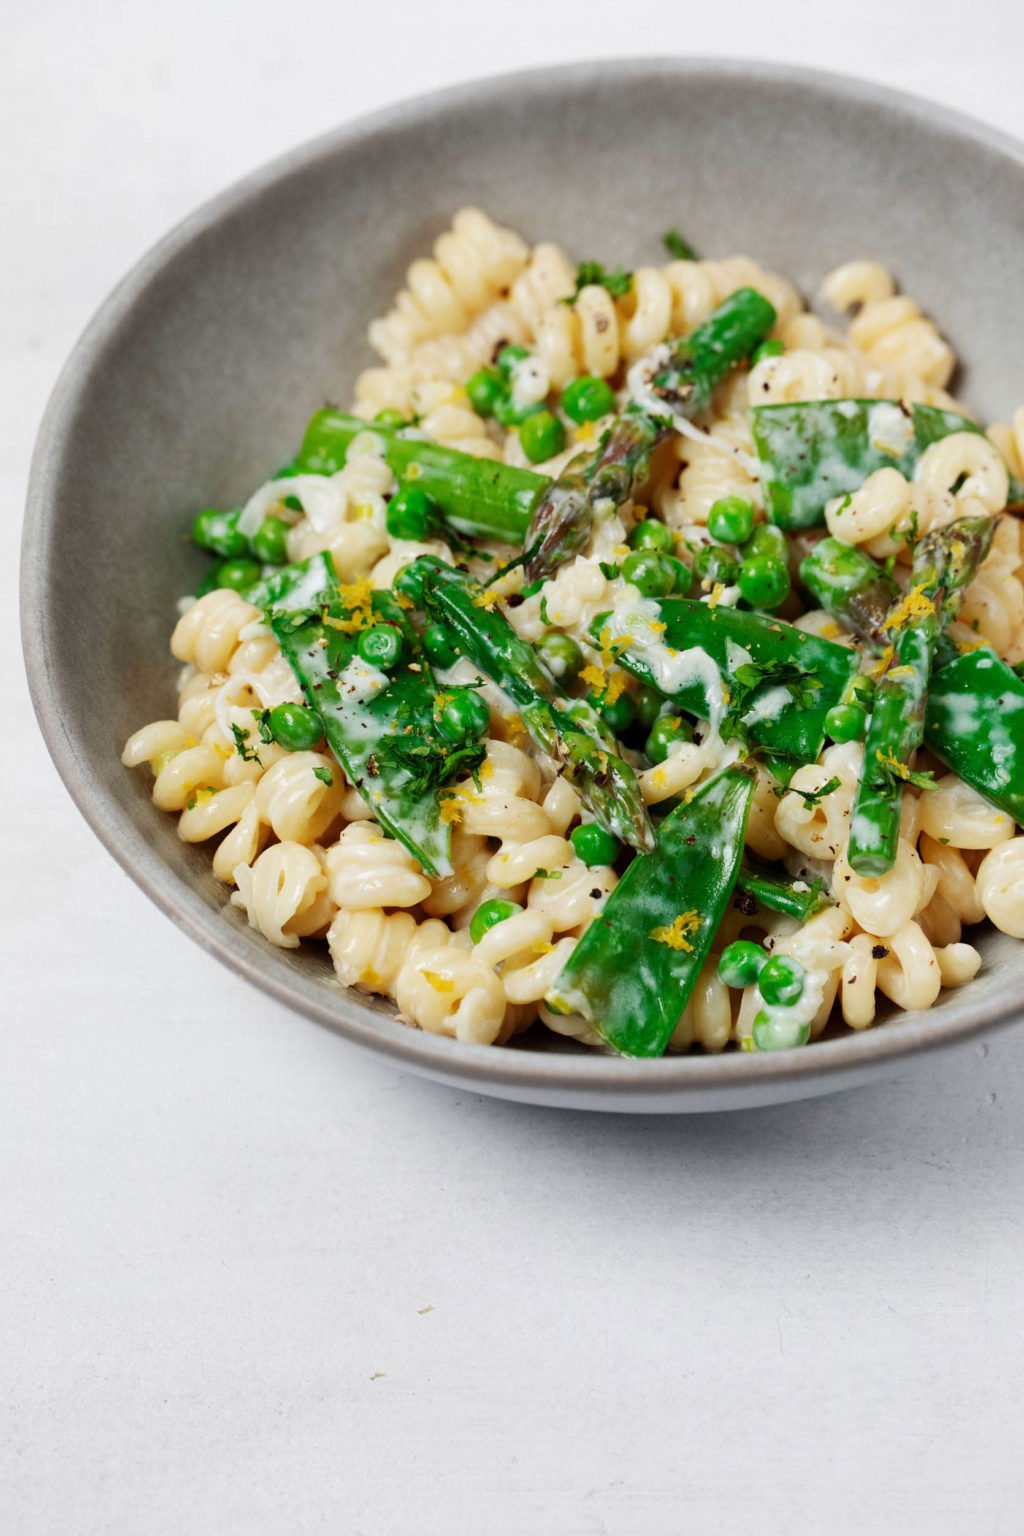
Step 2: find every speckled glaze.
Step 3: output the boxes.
[21,60,1024,1111]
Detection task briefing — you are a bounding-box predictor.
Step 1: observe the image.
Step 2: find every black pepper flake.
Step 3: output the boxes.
[734,889,758,916]
[506,593,524,608]
[871,944,889,959]
[590,888,602,900]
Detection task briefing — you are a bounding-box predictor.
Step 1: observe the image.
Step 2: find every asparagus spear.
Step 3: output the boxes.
[546,764,755,1056]
[410,558,656,852]
[250,554,479,877]
[594,597,859,763]
[523,287,777,582]
[847,516,995,875]
[751,399,1024,530]
[798,537,900,648]
[925,648,1024,828]
[298,410,544,544]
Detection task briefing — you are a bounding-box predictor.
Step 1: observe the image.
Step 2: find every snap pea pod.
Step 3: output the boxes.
[735,863,833,922]
[412,559,656,852]
[847,516,995,875]
[798,536,899,649]
[523,288,777,582]
[297,410,545,544]
[246,550,338,614]
[597,597,859,762]
[751,399,1024,530]
[546,765,756,1057]
[251,555,474,877]
[924,648,1024,827]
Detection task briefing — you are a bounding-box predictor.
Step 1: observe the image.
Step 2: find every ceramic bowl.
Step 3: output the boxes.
[22,59,1024,1111]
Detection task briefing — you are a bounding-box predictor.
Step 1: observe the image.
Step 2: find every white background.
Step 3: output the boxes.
[5,3,1024,1532]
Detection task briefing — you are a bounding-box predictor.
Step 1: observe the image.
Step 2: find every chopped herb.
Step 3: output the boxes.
[229,722,262,763]
[777,775,842,808]
[312,765,334,786]
[538,593,550,624]
[560,261,634,305]
[874,750,939,796]
[723,658,821,745]
[599,561,621,580]
[377,736,486,796]
[662,228,698,261]
[252,707,275,745]
[532,868,563,880]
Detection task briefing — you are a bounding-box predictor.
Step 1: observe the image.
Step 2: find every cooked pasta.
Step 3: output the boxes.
[124,210,1024,1058]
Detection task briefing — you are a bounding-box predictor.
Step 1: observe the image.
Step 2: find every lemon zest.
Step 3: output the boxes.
[883,584,935,633]
[649,910,702,952]
[423,970,455,994]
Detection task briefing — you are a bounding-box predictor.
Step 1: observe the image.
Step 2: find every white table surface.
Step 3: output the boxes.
[5,3,1024,1531]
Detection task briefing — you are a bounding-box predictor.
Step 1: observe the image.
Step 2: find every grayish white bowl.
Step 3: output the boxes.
[21,59,1024,1111]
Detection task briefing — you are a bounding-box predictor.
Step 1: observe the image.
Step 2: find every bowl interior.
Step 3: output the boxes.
[24,59,1024,1109]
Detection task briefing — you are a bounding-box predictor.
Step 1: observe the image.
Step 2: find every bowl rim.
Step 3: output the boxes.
[21,55,1024,1100]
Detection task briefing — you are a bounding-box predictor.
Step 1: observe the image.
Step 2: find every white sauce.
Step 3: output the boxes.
[335,656,390,704]
[867,401,914,458]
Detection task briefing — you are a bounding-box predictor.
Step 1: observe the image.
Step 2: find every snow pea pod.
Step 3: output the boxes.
[297,410,545,545]
[546,765,755,1057]
[251,554,475,877]
[523,287,777,582]
[924,648,1024,827]
[598,597,859,762]
[751,400,1024,530]
[413,559,655,852]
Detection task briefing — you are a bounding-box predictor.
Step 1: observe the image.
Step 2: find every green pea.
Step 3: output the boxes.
[752,1012,811,1051]
[192,508,250,559]
[251,515,290,566]
[216,558,262,593]
[438,687,490,744]
[633,685,664,731]
[622,549,675,598]
[738,555,791,611]
[469,898,521,946]
[267,702,323,752]
[743,523,788,563]
[520,410,566,463]
[645,714,690,764]
[536,631,583,682]
[570,823,621,868]
[758,954,806,1007]
[665,556,693,595]
[718,940,767,989]
[707,496,756,546]
[561,375,616,423]
[494,394,544,429]
[356,624,403,670]
[596,690,635,735]
[373,408,408,428]
[751,338,784,365]
[465,367,507,418]
[422,622,460,670]
[496,344,531,378]
[387,484,439,541]
[628,519,675,554]
[825,703,868,743]
[695,545,741,585]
